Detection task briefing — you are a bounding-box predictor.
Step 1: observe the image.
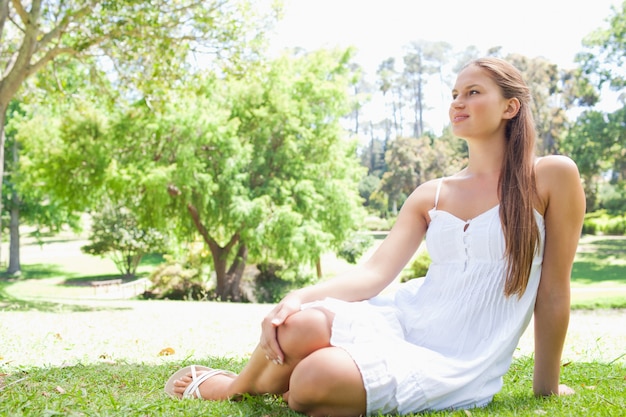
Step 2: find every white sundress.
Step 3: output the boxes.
[303,178,546,415]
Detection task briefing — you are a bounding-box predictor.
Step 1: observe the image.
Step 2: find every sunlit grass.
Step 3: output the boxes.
[1,357,624,417]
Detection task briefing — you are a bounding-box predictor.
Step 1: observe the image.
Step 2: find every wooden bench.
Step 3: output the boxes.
[91,279,123,295]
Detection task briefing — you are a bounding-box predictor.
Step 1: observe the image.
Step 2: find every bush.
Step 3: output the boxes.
[144,243,212,300]
[605,216,626,235]
[143,257,210,300]
[337,233,375,264]
[401,250,431,282]
[251,263,316,303]
[583,210,626,236]
[82,203,167,277]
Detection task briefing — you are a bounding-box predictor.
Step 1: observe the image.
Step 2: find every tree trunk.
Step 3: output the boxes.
[0,107,6,267]
[7,190,20,275]
[316,258,322,279]
[222,243,247,302]
[185,202,248,301]
[7,135,20,275]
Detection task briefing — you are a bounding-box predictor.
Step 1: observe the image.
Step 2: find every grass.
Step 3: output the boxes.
[570,235,626,309]
[1,357,624,416]
[0,233,624,416]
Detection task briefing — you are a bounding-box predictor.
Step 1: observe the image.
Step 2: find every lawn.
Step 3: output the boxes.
[0,233,624,416]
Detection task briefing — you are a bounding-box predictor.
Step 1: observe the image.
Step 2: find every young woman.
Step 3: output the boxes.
[165,57,585,416]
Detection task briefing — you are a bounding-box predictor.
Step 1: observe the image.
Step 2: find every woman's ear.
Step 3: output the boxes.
[503,97,521,119]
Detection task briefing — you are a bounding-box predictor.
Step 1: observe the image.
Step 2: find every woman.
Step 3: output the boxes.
[165,57,585,416]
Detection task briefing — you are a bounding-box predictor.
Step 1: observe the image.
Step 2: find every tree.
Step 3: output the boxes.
[0,0,280,264]
[5,99,91,275]
[37,49,365,301]
[577,1,626,94]
[506,54,569,155]
[173,49,365,300]
[561,110,611,211]
[81,199,166,278]
[402,41,451,138]
[377,57,403,139]
[380,136,428,215]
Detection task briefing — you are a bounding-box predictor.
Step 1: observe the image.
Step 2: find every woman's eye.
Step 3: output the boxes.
[469,90,479,95]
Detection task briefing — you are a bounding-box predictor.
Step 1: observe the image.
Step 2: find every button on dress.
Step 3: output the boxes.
[303,179,545,414]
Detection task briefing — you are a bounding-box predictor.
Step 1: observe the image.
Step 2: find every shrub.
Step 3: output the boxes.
[145,259,209,300]
[251,263,316,303]
[605,216,626,235]
[144,243,212,300]
[401,249,432,282]
[82,203,167,278]
[337,233,375,264]
[582,210,626,236]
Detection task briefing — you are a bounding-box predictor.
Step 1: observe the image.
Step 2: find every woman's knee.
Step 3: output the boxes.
[287,348,366,416]
[277,308,332,359]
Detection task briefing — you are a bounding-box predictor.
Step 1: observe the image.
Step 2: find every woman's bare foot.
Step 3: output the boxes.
[171,370,237,400]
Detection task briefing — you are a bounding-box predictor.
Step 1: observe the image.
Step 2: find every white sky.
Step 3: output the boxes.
[268,0,622,134]
[270,0,621,71]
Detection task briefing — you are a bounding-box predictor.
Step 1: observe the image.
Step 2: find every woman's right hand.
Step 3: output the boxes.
[259,294,302,365]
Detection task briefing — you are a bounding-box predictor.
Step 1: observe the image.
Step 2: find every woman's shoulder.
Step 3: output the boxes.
[535,155,584,212]
[535,155,581,189]
[535,155,580,175]
[402,177,446,214]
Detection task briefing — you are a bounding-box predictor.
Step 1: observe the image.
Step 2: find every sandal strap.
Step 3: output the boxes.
[181,366,235,399]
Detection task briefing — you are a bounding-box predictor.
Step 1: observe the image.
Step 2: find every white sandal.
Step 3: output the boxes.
[164,364,236,399]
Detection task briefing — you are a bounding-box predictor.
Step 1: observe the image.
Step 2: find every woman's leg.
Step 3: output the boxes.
[171,307,333,399]
[286,347,367,417]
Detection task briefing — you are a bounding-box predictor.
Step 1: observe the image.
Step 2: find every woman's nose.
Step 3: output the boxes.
[451,97,464,109]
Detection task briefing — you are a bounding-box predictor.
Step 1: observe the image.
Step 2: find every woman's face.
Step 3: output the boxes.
[449,65,512,141]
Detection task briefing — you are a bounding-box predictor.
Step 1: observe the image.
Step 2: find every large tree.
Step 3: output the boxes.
[0,0,280,264]
[163,49,366,301]
[22,49,366,301]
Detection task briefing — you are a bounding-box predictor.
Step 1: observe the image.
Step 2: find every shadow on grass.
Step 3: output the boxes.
[61,274,146,287]
[0,281,130,313]
[0,263,71,281]
[140,253,165,267]
[572,260,626,284]
[0,358,623,417]
[572,237,626,285]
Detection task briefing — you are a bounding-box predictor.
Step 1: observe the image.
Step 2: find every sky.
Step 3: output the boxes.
[267,0,622,133]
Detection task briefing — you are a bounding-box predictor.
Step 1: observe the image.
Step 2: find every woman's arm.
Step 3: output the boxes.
[260,180,436,362]
[284,179,435,305]
[533,155,585,396]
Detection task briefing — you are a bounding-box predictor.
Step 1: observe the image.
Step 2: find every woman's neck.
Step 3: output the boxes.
[464,137,505,176]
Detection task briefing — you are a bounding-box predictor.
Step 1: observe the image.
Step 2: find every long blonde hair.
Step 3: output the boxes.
[470,57,540,297]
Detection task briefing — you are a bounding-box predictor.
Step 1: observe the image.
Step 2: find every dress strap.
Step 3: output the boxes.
[434,178,445,209]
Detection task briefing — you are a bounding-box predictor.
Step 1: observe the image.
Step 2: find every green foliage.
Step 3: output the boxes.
[582,210,626,236]
[337,233,374,264]
[252,263,317,304]
[82,202,167,277]
[401,249,432,282]
[577,0,626,92]
[358,174,381,207]
[146,259,208,301]
[337,232,375,264]
[146,242,212,300]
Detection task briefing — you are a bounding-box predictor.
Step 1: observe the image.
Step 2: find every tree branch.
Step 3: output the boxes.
[0,0,9,46]
[186,202,241,255]
[26,46,77,77]
[10,0,27,26]
[37,4,94,49]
